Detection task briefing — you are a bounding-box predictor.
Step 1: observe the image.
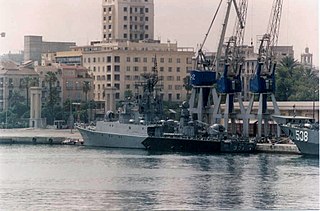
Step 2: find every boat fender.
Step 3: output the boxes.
[32,137,37,144]
[49,138,53,144]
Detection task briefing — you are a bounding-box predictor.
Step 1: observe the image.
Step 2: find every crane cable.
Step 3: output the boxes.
[200,0,224,51]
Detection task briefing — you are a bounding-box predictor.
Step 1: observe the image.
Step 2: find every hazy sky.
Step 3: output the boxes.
[0,0,319,66]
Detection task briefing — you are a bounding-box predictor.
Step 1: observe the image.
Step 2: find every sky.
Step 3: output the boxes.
[0,0,319,66]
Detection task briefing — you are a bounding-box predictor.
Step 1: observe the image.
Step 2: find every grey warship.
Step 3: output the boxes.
[272,115,319,156]
[77,59,256,153]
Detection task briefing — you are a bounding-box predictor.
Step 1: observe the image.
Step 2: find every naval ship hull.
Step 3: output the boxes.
[142,137,256,154]
[77,127,147,149]
[280,125,319,156]
[272,115,319,156]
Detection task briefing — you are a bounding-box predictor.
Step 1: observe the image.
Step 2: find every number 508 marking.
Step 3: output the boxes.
[295,130,308,142]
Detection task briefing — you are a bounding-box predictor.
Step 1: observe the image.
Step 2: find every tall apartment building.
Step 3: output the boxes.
[24,35,76,64]
[102,0,154,41]
[70,40,194,111]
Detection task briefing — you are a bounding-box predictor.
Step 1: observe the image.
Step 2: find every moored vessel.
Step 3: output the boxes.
[272,115,319,156]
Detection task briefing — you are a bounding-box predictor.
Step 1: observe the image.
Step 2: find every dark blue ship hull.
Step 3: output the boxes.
[142,137,256,154]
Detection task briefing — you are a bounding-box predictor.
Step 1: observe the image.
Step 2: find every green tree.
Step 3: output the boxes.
[44,71,60,124]
[183,75,192,99]
[276,56,319,101]
[82,81,91,102]
[20,76,39,108]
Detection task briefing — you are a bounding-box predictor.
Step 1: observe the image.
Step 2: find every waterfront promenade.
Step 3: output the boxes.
[0,128,82,144]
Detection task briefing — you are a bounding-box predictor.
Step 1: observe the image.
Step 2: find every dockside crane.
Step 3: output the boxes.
[189,0,248,129]
[247,0,283,139]
[213,0,248,133]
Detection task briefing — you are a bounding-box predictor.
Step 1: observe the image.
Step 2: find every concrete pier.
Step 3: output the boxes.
[256,143,300,154]
[0,128,82,145]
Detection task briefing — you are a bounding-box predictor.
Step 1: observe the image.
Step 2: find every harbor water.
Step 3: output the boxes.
[0,145,319,210]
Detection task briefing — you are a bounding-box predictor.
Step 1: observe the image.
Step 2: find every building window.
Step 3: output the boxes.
[145,34,149,39]
[143,58,147,63]
[124,16,127,21]
[115,84,120,90]
[114,75,120,81]
[145,25,149,30]
[108,25,112,29]
[186,57,192,64]
[145,8,149,13]
[168,93,172,101]
[160,58,164,63]
[168,67,172,72]
[115,56,120,63]
[168,85,172,90]
[107,56,111,63]
[124,34,128,39]
[124,7,127,12]
[134,57,140,62]
[107,65,111,72]
[126,57,131,62]
[177,67,181,72]
[133,66,139,71]
[124,25,127,30]
[175,85,182,90]
[143,66,147,72]
[115,93,120,99]
[176,76,181,81]
[107,75,111,81]
[177,58,181,63]
[176,93,181,100]
[167,76,174,81]
[160,67,164,72]
[145,16,149,21]
[126,84,130,89]
[114,65,120,72]
[126,66,131,71]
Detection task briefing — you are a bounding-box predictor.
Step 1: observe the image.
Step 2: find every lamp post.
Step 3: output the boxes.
[69,100,74,134]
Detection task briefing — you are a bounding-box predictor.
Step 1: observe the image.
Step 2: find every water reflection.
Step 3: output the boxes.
[0,145,318,210]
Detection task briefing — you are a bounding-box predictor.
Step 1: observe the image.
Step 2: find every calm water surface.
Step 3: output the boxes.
[0,145,319,210]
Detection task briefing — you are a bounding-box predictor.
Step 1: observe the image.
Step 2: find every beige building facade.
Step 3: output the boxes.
[102,0,154,41]
[35,64,93,106]
[0,61,39,112]
[69,40,194,110]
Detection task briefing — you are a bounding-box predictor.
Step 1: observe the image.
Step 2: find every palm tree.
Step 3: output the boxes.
[82,81,91,102]
[21,76,39,108]
[279,56,299,76]
[44,72,58,124]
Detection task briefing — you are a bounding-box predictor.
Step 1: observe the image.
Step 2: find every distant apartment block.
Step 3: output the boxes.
[65,40,194,111]
[0,61,39,112]
[102,0,154,41]
[35,64,93,106]
[24,35,76,64]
